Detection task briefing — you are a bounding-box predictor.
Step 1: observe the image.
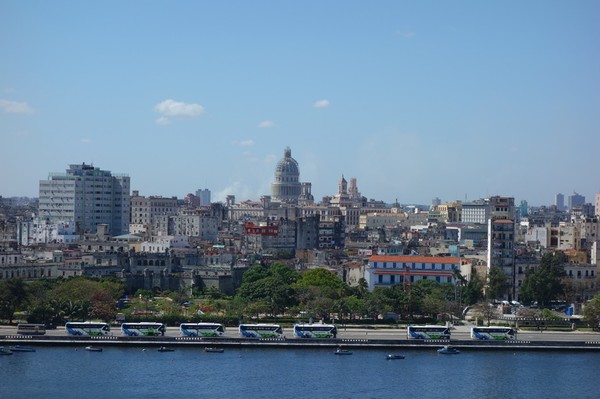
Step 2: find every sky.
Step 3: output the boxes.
[1,1,599,206]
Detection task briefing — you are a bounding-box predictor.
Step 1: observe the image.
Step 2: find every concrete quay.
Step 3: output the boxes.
[2,334,600,351]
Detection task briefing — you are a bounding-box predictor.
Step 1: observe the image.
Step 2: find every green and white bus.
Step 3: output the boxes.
[179,322,225,337]
[470,326,515,340]
[65,322,111,336]
[407,325,450,339]
[293,323,337,339]
[239,324,284,338]
[121,322,165,336]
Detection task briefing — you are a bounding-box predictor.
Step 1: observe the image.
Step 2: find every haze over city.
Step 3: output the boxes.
[1,1,599,205]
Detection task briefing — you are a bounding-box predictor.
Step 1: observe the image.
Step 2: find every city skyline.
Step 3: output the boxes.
[2,2,599,205]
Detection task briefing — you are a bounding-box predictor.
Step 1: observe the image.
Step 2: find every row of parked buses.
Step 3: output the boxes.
[59,322,338,338]
[406,325,516,340]
[17,323,516,340]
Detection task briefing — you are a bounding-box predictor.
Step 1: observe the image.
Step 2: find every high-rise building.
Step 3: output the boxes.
[555,193,565,211]
[195,189,211,206]
[486,196,516,300]
[38,163,130,236]
[568,192,585,210]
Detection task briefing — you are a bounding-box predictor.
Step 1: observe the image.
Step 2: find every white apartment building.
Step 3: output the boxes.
[38,163,130,236]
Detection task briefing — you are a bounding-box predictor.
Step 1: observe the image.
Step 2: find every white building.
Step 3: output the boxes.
[38,163,130,236]
[17,218,80,246]
[141,234,189,253]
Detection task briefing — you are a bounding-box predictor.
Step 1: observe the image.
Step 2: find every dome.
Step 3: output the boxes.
[275,147,299,176]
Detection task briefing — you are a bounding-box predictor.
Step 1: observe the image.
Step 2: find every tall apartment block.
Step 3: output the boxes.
[555,193,565,211]
[195,189,211,206]
[486,196,516,300]
[38,163,130,236]
[568,192,585,210]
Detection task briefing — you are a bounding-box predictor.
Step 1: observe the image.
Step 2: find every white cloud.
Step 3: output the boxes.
[155,116,170,125]
[313,99,330,108]
[0,99,34,114]
[81,138,92,144]
[257,120,275,128]
[154,99,204,124]
[234,140,255,147]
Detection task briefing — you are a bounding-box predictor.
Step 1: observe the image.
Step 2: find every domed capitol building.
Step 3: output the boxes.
[271,147,313,205]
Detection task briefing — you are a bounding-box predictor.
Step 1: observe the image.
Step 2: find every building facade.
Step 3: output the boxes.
[365,255,460,291]
[38,163,130,236]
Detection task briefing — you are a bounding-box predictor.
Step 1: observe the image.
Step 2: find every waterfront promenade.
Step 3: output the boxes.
[2,324,600,351]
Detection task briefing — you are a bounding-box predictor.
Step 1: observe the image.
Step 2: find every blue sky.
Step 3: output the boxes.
[1,1,599,206]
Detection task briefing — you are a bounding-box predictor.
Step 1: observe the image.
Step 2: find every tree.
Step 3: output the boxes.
[519,252,566,307]
[0,278,28,323]
[462,271,484,305]
[486,267,508,300]
[90,289,118,322]
[294,268,346,291]
[583,295,600,330]
[472,302,499,326]
[235,263,300,318]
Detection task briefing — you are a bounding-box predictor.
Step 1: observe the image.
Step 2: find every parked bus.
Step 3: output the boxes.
[179,322,225,337]
[407,325,451,339]
[17,323,46,335]
[470,326,516,340]
[239,324,284,338]
[293,323,337,339]
[65,322,111,336]
[121,322,165,336]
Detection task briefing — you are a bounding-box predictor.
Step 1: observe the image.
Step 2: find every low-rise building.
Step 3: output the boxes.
[365,255,461,291]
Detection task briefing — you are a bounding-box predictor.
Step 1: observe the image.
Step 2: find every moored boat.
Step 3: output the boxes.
[204,347,224,353]
[334,347,352,355]
[0,347,13,356]
[10,345,36,352]
[437,345,460,355]
[85,346,103,352]
[158,346,174,352]
[385,354,405,360]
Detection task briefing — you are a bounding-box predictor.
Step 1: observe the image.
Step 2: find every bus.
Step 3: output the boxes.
[65,322,111,336]
[17,323,46,335]
[470,326,516,340]
[407,325,451,339]
[293,323,337,339]
[179,322,225,337]
[121,322,165,336]
[239,324,284,338]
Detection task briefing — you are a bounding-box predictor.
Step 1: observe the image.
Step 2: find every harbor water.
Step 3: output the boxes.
[1,346,598,398]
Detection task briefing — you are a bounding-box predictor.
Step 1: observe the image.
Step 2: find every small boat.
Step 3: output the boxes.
[437,345,460,355]
[204,347,224,353]
[334,348,353,355]
[0,348,13,356]
[84,346,103,352]
[385,354,405,360]
[10,345,36,352]
[158,346,174,352]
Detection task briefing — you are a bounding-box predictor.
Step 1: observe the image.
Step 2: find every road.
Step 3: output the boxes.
[2,324,599,342]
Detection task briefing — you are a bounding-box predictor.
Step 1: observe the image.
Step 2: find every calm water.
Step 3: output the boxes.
[1,346,598,399]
